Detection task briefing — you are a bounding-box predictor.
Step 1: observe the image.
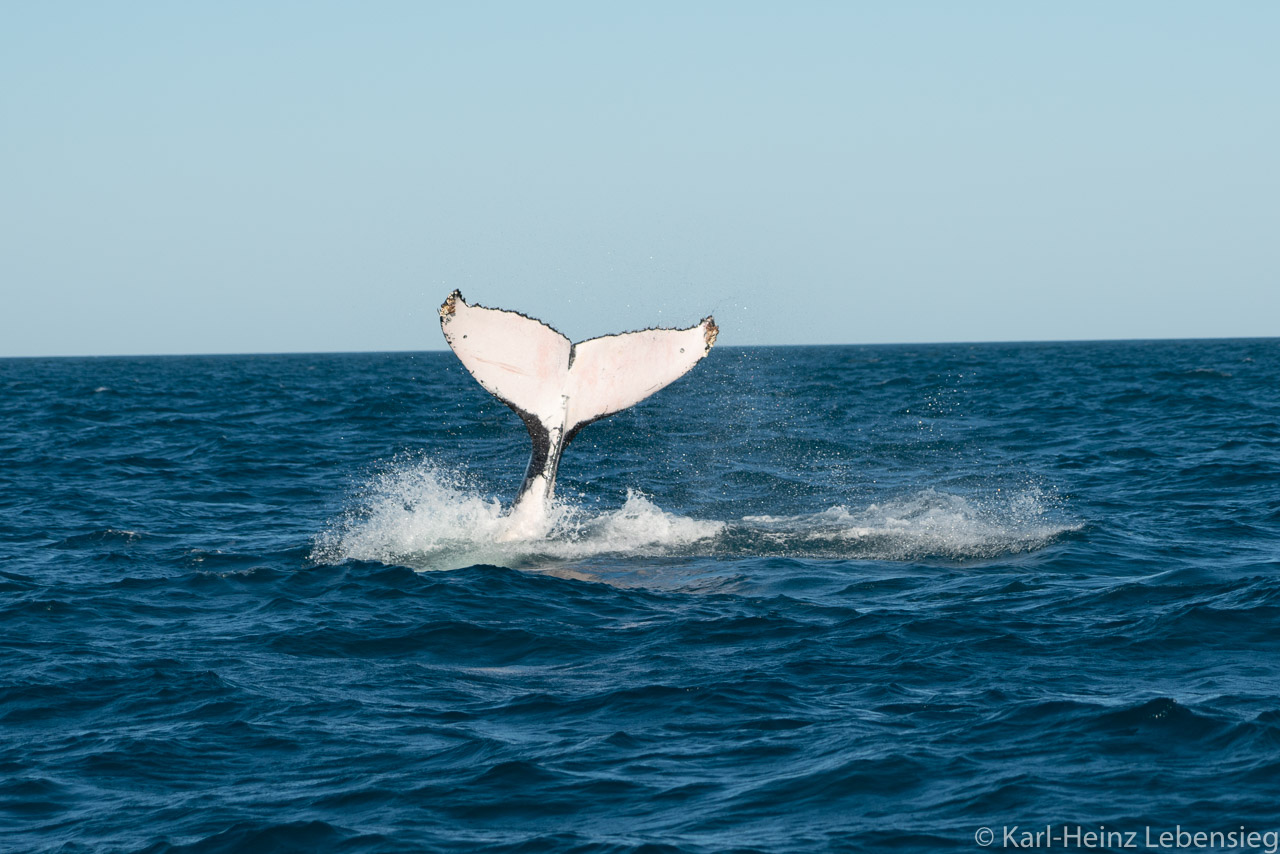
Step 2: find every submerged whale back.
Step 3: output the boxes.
[439,290,717,534]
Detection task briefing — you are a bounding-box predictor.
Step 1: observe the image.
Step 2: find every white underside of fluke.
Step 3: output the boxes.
[439,291,718,541]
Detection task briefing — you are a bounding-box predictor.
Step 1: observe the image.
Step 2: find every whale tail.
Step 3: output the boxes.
[439,290,717,538]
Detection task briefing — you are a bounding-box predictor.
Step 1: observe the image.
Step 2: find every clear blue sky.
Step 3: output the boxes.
[2,2,1276,356]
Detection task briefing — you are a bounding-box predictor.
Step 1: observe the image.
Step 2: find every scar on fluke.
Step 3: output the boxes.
[703,319,719,350]
[438,290,717,540]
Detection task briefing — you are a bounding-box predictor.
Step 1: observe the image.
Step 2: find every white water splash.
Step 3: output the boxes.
[311,461,724,571]
[312,461,1078,571]
[742,487,1078,560]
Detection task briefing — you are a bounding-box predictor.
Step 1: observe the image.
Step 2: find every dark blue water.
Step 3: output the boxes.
[4,340,1280,853]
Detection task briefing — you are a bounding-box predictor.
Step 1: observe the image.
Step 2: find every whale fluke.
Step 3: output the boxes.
[439,290,717,538]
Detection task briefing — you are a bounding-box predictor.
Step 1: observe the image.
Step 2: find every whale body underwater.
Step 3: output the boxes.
[439,291,718,539]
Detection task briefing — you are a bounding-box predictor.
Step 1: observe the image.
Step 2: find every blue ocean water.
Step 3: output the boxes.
[3,339,1280,853]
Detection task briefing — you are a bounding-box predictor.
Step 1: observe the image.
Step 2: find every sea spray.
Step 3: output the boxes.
[314,458,1078,571]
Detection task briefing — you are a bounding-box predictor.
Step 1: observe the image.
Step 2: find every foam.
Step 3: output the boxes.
[311,461,724,572]
[312,460,1079,572]
[741,487,1077,560]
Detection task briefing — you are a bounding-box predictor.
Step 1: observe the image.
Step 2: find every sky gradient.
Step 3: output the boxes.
[2,2,1277,356]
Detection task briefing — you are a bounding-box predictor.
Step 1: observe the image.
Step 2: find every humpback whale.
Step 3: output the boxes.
[439,290,718,539]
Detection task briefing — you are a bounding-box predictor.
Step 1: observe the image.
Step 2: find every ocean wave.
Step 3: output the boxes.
[135,819,395,854]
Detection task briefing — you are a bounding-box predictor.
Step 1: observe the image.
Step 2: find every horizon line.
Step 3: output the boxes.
[2,334,1277,361]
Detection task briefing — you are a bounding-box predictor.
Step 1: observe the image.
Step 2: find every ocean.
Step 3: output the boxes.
[3,339,1279,852]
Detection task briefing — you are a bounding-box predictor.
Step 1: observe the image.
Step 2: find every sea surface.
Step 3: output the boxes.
[3,339,1280,853]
